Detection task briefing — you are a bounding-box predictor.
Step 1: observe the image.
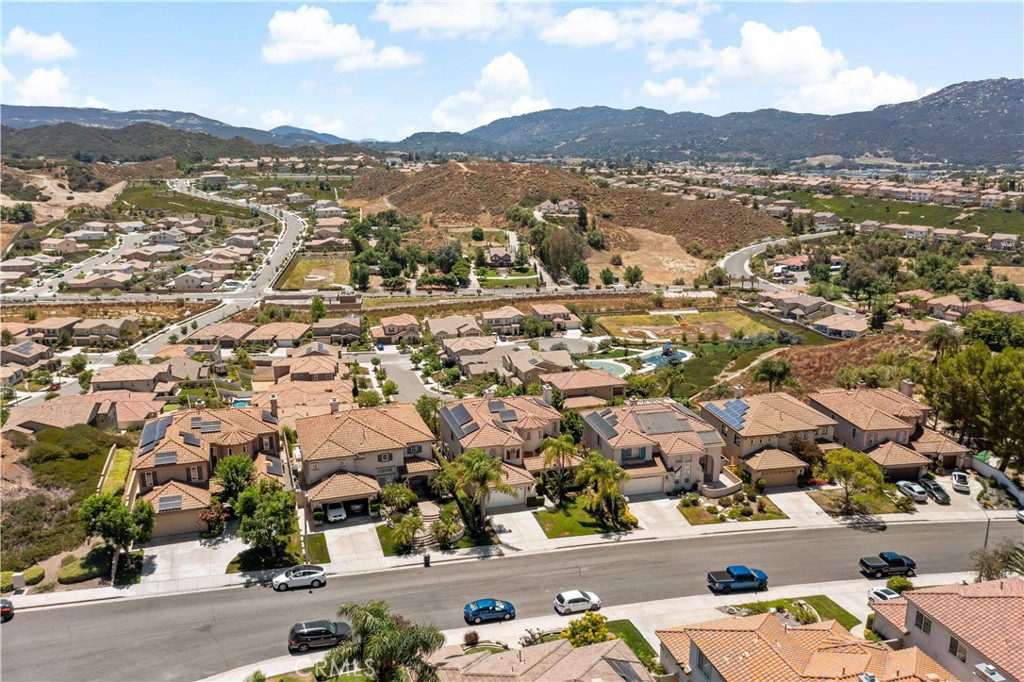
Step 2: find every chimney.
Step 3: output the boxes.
[330,396,340,414]
[196,399,205,410]
[270,393,279,418]
[899,379,915,397]
[542,384,552,405]
[733,384,745,399]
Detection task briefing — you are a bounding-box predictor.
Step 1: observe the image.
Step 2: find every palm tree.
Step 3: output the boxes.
[575,451,629,523]
[924,323,961,359]
[392,510,424,548]
[449,448,515,530]
[753,357,792,392]
[541,435,576,505]
[324,600,444,682]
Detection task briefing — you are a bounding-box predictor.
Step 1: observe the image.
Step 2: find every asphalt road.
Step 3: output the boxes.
[2,520,1021,682]
[719,230,839,284]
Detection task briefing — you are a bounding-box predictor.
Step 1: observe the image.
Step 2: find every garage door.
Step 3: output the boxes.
[941,454,960,470]
[489,488,525,509]
[623,475,665,497]
[760,470,799,489]
[886,467,921,482]
[153,510,202,538]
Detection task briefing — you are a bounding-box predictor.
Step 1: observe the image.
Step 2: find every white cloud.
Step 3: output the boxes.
[641,77,717,104]
[540,4,712,49]
[261,109,294,128]
[714,21,846,84]
[372,1,542,40]
[297,80,318,91]
[83,95,109,109]
[431,52,550,131]
[10,67,75,105]
[303,114,347,137]
[2,27,77,61]
[1,64,14,85]
[777,66,928,114]
[262,5,421,72]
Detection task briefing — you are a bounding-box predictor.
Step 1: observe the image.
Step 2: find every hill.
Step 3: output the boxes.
[348,162,784,252]
[0,122,380,163]
[270,125,348,145]
[395,78,1023,165]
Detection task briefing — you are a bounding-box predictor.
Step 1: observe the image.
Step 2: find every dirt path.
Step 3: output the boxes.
[0,171,126,223]
[714,345,790,384]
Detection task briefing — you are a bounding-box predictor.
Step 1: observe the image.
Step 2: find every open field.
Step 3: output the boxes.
[448,227,507,248]
[0,301,216,325]
[677,310,773,340]
[588,227,708,286]
[277,255,350,291]
[0,165,127,227]
[596,309,776,342]
[113,184,256,220]
[596,313,679,339]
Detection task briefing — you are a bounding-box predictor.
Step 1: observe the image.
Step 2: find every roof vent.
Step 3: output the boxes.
[858,674,878,682]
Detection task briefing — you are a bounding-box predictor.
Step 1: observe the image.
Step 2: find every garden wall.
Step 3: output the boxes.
[968,456,1024,505]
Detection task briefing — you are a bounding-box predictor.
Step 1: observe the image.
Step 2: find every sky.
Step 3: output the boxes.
[1,1,1021,141]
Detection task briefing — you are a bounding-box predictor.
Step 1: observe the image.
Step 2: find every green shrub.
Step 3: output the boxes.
[894,496,916,513]
[0,571,12,592]
[756,478,767,493]
[719,497,733,508]
[740,506,754,517]
[886,576,914,594]
[790,605,818,625]
[26,441,67,464]
[706,505,719,514]
[24,566,45,585]
[731,493,745,505]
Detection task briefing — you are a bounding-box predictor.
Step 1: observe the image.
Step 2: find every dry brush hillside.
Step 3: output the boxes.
[348,162,784,253]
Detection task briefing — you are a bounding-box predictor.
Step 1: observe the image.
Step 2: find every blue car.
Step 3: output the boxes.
[464,598,516,624]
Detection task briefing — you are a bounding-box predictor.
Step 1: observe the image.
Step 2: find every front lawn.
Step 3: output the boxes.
[808,488,899,516]
[607,619,657,660]
[738,594,860,630]
[226,533,302,573]
[267,668,371,682]
[305,532,331,564]
[376,499,499,556]
[534,497,624,538]
[678,503,724,525]
[57,545,143,585]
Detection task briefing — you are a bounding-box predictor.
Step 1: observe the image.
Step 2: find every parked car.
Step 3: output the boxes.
[706,565,768,594]
[464,599,516,624]
[47,383,61,391]
[287,620,350,652]
[553,590,601,615]
[1017,508,1024,523]
[951,471,971,493]
[272,565,327,591]
[0,598,12,623]
[325,502,347,523]
[376,343,385,351]
[867,587,902,603]
[859,551,916,578]
[896,481,928,503]
[919,479,951,505]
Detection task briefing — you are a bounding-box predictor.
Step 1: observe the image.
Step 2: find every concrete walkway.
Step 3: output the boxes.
[198,571,975,682]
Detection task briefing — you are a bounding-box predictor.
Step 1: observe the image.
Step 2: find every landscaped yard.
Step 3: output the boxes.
[595,314,679,339]
[808,488,900,516]
[100,448,133,496]
[534,496,627,538]
[678,502,723,525]
[113,184,255,220]
[376,499,499,556]
[277,255,350,291]
[678,495,788,524]
[226,533,302,573]
[57,545,144,586]
[305,532,331,564]
[267,668,370,682]
[607,620,658,669]
[739,594,860,630]
[477,266,538,288]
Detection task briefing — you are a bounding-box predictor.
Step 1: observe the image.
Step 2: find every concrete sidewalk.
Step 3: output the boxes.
[198,571,975,682]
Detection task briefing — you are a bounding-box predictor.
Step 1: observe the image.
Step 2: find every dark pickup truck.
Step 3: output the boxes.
[860,551,917,578]
[707,565,769,594]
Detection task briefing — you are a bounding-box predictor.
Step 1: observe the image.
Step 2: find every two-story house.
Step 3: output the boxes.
[295,404,438,516]
[530,304,580,331]
[442,336,497,365]
[425,314,484,340]
[988,233,1021,252]
[251,383,355,429]
[539,368,627,409]
[92,364,173,394]
[582,399,728,496]
[25,317,81,346]
[127,406,283,537]
[311,316,362,345]
[371,314,420,345]
[927,294,982,321]
[243,322,311,349]
[807,387,929,453]
[503,348,573,386]
[73,318,141,347]
[0,340,55,373]
[168,270,219,292]
[486,247,513,268]
[479,305,524,336]
[871,578,1022,682]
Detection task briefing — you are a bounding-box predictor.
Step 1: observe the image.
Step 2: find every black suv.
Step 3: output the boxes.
[920,479,951,505]
[288,620,351,652]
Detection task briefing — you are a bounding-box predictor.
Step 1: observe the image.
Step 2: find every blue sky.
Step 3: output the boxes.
[2,2,1021,141]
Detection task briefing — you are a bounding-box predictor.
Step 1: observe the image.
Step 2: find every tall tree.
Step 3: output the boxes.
[235,479,297,562]
[414,395,441,436]
[823,448,884,516]
[541,435,576,505]
[212,454,256,508]
[979,346,1024,472]
[310,296,326,323]
[569,261,590,286]
[115,349,141,366]
[575,451,628,523]
[623,265,644,287]
[79,493,155,582]
[923,323,961,358]
[324,600,444,682]
[600,268,615,286]
[448,448,515,530]
[923,342,990,443]
[753,358,792,392]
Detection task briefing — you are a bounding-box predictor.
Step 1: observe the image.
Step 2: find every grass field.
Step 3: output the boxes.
[678,310,773,339]
[606,620,657,661]
[596,313,679,338]
[738,594,860,630]
[808,488,899,516]
[305,533,331,564]
[100,449,133,496]
[278,255,350,290]
[534,497,624,537]
[114,184,255,220]
[677,343,781,397]
[780,190,1024,236]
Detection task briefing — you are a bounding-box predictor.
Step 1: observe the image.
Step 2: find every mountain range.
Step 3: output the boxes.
[2,78,1021,164]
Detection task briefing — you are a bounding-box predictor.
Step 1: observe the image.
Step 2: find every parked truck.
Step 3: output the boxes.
[859,551,917,579]
[706,565,769,594]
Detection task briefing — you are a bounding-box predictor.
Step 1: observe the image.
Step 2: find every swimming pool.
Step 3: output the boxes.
[582,359,631,376]
[232,398,252,408]
[639,348,694,368]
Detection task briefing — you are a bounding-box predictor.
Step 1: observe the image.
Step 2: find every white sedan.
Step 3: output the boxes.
[951,471,971,493]
[868,587,901,603]
[553,590,602,614]
[272,565,327,591]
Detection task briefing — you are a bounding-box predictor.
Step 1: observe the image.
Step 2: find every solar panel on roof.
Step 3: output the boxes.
[140,421,159,448]
[199,421,222,433]
[154,451,178,466]
[492,419,511,432]
[266,457,283,476]
[586,412,618,439]
[139,442,156,456]
[158,495,182,512]
[636,411,686,435]
[450,404,473,425]
[462,422,479,435]
[190,416,203,428]
[261,410,278,425]
[488,400,505,413]
[498,409,518,422]
[182,432,201,447]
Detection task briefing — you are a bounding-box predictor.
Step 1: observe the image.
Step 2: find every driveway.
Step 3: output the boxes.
[141,531,248,582]
[319,518,388,572]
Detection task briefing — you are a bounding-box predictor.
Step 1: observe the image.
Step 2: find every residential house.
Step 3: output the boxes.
[884,318,942,334]
[871,577,1022,682]
[927,294,982,321]
[67,272,132,291]
[251,381,355,429]
[168,269,219,292]
[961,231,990,247]
[296,404,438,515]
[24,317,81,346]
[582,399,728,496]
[812,211,840,229]
[0,321,29,344]
[456,347,510,379]
[40,237,88,255]
[530,304,580,331]
[64,229,107,242]
[73,318,141,346]
[311,316,362,344]
[738,448,809,490]
[909,427,970,470]
[1,396,119,435]
[92,364,172,393]
[439,396,561,505]
[988,233,1021,251]
[503,348,573,386]
[0,365,24,388]
[812,313,869,339]
[538,368,627,410]
[807,386,929,452]
[200,172,229,186]
[866,441,931,481]
[262,186,287,198]
[285,192,311,204]
[183,322,255,348]
[896,289,934,314]
[486,247,513,268]
[122,245,181,262]
[0,258,40,276]
[426,314,484,340]
[0,341,55,372]
[61,390,162,430]
[700,391,834,486]
[225,234,258,249]
[150,229,186,244]
[370,314,420,345]
[94,261,135,276]
[306,237,351,251]
[127,407,283,537]
[152,344,222,363]
[931,228,964,244]
[904,225,932,241]
[857,220,883,234]
[271,354,343,382]
[442,336,497,364]
[480,305,524,336]
[428,638,653,682]
[243,322,311,349]
[314,205,346,219]
[657,613,955,682]
[980,298,1024,319]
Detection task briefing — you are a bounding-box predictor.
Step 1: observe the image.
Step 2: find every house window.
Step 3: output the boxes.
[734,435,740,445]
[262,436,272,451]
[189,466,201,482]
[143,471,154,487]
[696,649,715,679]
[378,453,394,463]
[852,427,859,438]
[406,444,422,455]
[947,636,967,663]
[311,463,319,470]
[914,610,932,634]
